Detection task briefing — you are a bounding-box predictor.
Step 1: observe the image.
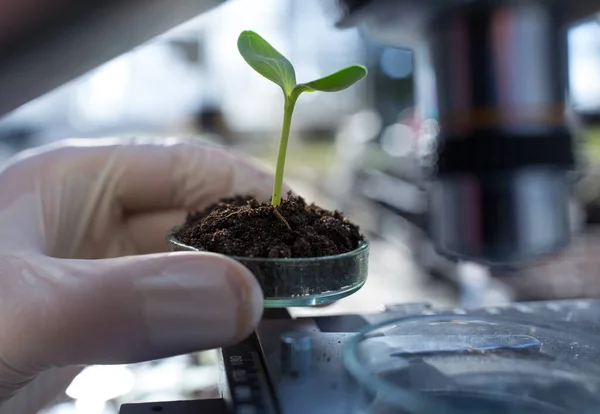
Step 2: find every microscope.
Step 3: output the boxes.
[1,0,600,413]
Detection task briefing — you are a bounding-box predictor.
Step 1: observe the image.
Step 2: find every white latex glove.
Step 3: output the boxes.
[0,138,278,413]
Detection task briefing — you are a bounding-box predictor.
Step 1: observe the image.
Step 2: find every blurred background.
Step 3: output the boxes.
[0,0,598,412]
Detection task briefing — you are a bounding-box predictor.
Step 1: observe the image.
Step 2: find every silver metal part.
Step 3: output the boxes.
[258,320,353,414]
[280,332,312,377]
[430,168,572,265]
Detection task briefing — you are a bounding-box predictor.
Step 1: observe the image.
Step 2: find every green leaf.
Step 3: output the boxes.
[236,30,369,206]
[237,30,296,96]
[299,65,367,93]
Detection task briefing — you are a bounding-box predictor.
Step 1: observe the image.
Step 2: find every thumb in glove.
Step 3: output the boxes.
[0,139,279,411]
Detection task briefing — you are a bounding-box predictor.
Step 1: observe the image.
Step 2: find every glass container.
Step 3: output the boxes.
[167,227,369,307]
[343,314,600,414]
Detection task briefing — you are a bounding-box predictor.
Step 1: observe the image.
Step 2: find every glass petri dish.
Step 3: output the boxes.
[343,314,600,414]
[167,227,369,307]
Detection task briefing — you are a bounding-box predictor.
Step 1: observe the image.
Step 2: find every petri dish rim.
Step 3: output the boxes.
[261,278,366,307]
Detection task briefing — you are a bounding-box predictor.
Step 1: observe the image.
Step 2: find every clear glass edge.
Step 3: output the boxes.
[341,313,600,414]
[166,225,370,261]
[263,279,366,307]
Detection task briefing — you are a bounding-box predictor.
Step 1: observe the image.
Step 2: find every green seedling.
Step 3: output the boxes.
[237,30,368,207]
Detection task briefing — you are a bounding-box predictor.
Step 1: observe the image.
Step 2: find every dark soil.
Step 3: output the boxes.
[174,192,363,258]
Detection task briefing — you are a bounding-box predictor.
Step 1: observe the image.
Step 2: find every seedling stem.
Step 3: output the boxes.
[237,30,367,207]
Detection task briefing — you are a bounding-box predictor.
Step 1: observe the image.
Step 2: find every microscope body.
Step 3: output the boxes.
[343,0,600,265]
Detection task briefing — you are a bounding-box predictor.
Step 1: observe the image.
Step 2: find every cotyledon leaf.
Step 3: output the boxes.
[237,30,296,96]
[298,65,367,93]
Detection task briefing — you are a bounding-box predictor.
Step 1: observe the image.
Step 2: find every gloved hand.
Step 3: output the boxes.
[0,138,279,413]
